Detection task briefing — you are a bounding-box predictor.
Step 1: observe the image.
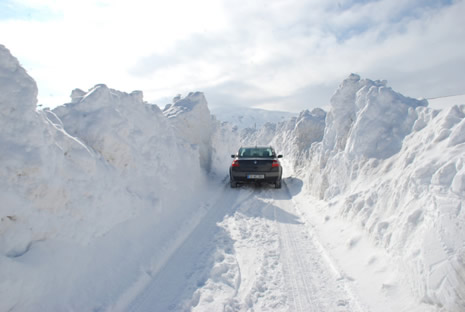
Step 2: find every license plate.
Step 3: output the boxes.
[248,174,264,179]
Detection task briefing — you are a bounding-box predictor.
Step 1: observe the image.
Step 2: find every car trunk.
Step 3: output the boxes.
[234,158,274,172]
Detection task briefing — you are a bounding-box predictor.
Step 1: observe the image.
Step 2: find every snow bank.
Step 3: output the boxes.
[2,41,464,311]
[0,45,124,250]
[323,74,427,159]
[237,74,464,310]
[257,74,463,311]
[53,84,204,199]
[0,45,219,311]
[162,92,242,177]
[311,103,465,310]
[210,120,241,177]
[163,92,214,172]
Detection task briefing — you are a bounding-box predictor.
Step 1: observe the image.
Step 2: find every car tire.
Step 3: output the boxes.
[230,179,237,188]
[275,178,282,189]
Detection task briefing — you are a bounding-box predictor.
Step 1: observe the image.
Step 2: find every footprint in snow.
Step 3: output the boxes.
[347,236,361,249]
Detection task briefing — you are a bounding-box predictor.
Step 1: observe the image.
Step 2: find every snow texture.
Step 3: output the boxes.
[246,74,465,311]
[0,45,218,311]
[163,92,214,171]
[1,44,465,312]
[210,105,297,130]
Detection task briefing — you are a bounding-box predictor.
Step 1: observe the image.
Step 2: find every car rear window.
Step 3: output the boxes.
[238,147,274,157]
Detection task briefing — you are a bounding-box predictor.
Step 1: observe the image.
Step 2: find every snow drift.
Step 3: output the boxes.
[310,75,465,311]
[0,44,225,311]
[245,74,465,311]
[1,43,465,312]
[0,43,206,251]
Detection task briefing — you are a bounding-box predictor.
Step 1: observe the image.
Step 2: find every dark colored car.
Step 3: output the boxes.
[229,146,283,188]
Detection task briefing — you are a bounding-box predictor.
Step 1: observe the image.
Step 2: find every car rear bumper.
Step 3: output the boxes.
[230,171,281,183]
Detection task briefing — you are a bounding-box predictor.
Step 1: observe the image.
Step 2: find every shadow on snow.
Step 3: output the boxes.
[127,177,304,311]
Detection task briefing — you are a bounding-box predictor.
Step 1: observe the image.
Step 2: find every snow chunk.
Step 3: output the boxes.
[70,88,86,104]
[448,117,465,147]
[324,74,427,159]
[452,167,465,195]
[293,108,326,151]
[163,92,214,171]
[0,45,37,117]
[164,91,208,118]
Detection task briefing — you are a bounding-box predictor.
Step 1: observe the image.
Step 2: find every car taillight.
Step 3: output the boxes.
[232,160,240,167]
[272,160,280,167]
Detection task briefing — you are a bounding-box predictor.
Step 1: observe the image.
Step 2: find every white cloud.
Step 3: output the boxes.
[1,0,464,111]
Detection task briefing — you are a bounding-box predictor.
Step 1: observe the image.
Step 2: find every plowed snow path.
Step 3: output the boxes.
[124,181,363,311]
[272,187,362,312]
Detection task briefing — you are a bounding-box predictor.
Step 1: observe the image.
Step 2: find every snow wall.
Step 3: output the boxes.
[0,44,212,251]
[0,45,236,310]
[243,74,465,311]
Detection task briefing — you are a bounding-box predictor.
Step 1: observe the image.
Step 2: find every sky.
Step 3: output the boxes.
[1,0,464,112]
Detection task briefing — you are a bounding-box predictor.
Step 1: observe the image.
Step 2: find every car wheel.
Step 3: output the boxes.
[230,180,237,188]
[275,178,282,189]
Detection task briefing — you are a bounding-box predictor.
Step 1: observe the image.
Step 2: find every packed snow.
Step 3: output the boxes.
[1,44,464,312]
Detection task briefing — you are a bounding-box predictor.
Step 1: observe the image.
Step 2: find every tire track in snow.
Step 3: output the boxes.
[222,188,287,311]
[267,183,364,312]
[122,180,364,312]
[275,206,317,311]
[124,184,256,312]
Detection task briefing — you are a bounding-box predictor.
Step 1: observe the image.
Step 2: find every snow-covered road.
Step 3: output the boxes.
[3,45,463,312]
[124,179,364,312]
[273,188,362,312]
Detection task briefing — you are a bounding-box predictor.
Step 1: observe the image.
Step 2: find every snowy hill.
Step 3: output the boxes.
[1,45,465,311]
[210,105,297,130]
[428,94,465,110]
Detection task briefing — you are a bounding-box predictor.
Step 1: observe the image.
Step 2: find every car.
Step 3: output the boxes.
[229,146,283,188]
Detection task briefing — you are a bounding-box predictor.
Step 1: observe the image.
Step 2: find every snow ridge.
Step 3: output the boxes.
[163,92,214,171]
[0,45,217,311]
[249,74,465,311]
[323,73,427,159]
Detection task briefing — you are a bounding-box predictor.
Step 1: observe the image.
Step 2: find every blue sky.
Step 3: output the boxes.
[1,0,464,112]
[0,0,58,21]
